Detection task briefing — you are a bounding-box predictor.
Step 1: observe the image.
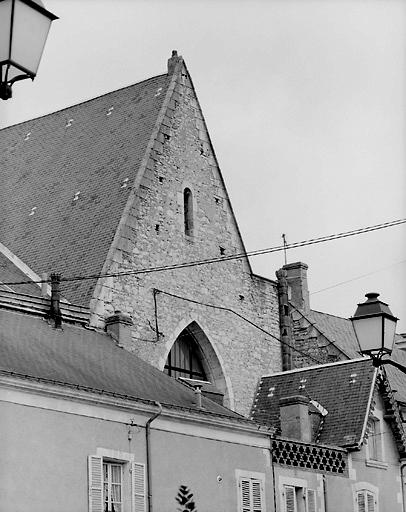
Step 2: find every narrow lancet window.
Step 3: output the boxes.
[184,188,194,236]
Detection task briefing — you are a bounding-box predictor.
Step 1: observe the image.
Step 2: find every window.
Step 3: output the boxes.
[104,462,122,512]
[164,326,207,380]
[183,188,194,237]
[368,417,382,461]
[283,486,316,512]
[236,471,265,512]
[356,490,376,512]
[88,452,145,512]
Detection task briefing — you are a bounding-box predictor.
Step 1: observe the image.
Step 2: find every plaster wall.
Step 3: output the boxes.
[91,66,280,416]
[0,398,272,512]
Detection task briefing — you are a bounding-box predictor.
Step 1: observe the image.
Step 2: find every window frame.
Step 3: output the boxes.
[279,477,316,512]
[236,469,266,512]
[103,461,123,512]
[352,482,379,512]
[88,449,146,512]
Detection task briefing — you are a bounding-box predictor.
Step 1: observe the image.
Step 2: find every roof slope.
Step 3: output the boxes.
[0,73,170,305]
[0,252,42,296]
[0,308,241,420]
[252,359,375,447]
[308,309,360,359]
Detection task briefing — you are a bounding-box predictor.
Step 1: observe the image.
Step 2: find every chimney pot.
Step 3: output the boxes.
[105,311,134,348]
[50,272,62,328]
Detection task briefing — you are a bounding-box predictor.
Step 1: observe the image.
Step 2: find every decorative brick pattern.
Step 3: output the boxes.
[271,439,348,475]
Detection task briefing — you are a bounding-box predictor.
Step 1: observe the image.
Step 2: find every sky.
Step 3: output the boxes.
[1,0,405,331]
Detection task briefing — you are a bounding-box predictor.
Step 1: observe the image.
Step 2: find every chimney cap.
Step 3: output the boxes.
[105,310,133,327]
[279,395,310,407]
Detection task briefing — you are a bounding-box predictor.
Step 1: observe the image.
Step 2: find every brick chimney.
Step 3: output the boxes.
[279,395,312,442]
[282,262,310,314]
[167,50,182,74]
[105,311,133,349]
[275,268,293,371]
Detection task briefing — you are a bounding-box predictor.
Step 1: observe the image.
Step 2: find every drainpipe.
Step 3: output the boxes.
[323,475,328,512]
[146,402,162,512]
[401,462,406,512]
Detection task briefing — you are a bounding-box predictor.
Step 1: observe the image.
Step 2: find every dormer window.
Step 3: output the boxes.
[184,188,194,237]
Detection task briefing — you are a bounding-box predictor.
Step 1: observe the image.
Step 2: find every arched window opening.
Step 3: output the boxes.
[164,326,207,380]
[183,188,194,236]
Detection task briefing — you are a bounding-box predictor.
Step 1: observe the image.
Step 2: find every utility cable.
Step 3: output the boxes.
[1,217,405,287]
[154,288,325,365]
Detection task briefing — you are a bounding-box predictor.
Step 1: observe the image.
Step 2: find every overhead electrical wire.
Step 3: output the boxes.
[1,217,405,287]
[154,288,325,365]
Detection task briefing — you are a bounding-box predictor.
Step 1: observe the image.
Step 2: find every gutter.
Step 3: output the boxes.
[146,401,162,512]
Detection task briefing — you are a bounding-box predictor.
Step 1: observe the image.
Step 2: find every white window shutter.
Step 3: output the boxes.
[366,492,375,512]
[285,486,296,512]
[88,455,103,512]
[357,491,366,512]
[132,462,146,512]
[306,489,316,512]
[240,478,251,512]
[252,480,263,512]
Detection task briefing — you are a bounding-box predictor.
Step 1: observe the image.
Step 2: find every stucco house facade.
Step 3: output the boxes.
[0,291,274,512]
[252,358,406,512]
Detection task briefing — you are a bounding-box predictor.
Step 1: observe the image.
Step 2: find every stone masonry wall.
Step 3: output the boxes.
[90,64,281,416]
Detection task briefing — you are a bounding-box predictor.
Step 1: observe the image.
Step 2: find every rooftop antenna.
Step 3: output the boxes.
[282,233,288,265]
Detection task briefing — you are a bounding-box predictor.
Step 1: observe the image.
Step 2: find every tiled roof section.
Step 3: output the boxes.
[309,310,360,358]
[252,359,375,447]
[0,74,170,305]
[0,252,41,297]
[383,339,406,404]
[0,308,242,420]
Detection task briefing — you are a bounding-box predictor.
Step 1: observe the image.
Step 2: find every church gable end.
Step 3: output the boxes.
[91,53,280,415]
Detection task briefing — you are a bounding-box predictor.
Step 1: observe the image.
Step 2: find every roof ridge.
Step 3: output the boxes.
[310,309,351,322]
[0,72,167,132]
[261,357,367,378]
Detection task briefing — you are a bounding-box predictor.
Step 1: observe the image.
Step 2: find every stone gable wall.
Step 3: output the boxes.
[91,66,281,416]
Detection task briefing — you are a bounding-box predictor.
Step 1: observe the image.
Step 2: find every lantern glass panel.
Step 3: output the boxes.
[352,315,383,353]
[383,316,397,352]
[10,0,53,77]
[0,0,13,62]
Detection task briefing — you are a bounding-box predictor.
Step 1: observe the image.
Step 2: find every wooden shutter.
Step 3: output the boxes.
[357,491,366,512]
[306,489,316,512]
[88,455,103,512]
[252,480,263,512]
[366,492,375,512]
[132,462,146,512]
[285,486,296,512]
[240,478,251,512]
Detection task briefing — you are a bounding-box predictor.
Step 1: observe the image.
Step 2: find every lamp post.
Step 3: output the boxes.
[351,292,406,373]
[0,0,57,100]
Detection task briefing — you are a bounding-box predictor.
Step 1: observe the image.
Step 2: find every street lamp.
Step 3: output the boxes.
[0,0,58,100]
[351,292,405,372]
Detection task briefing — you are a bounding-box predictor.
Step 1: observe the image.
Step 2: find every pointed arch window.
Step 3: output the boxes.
[164,326,206,380]
[183,188,194,237]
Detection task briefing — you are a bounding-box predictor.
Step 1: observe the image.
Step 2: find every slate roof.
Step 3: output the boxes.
[307,310,406,404]
[0,252,42,297]
[308,309,360,359]
[0,73,170,305]
[252,359,375,447]
[0,307,243,421]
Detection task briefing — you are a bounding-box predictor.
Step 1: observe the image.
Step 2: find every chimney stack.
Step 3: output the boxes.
[50,273,62,328]
[282,262,310,314]
[279,395,312,442]
[167,50,182,74]
[105,310,134,349]
[276,268,293,371]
